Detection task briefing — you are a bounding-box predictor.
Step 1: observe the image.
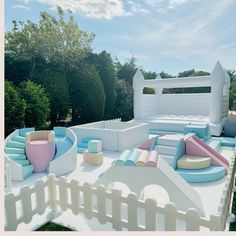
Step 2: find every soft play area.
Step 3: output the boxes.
[4,62,236,231]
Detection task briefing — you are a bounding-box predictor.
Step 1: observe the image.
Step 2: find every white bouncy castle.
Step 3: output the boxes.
[133,62,230,136]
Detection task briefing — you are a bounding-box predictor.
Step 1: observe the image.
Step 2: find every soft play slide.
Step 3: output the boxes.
[5,127,77,181]
[185,135,229,171]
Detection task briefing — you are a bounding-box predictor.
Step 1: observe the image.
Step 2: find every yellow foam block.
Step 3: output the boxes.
[88,152,103,165]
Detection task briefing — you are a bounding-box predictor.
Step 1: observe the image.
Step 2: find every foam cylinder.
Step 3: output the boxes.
[136,150,149,166]
[115,149,131,166]
[125,149,141,166]
[145,150,158,167]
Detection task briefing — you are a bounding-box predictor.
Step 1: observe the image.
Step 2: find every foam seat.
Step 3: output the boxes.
[155,145,176,156]
[14,159,30,166]
[6,140,25,149]
[176,165,225,183]
[23,164,34,179]
[11,135,25,143]
[206,139,221,151]
[78,142,89,149]
[7,154,27,160]
[5,147,25,154]
[177,155,211,169]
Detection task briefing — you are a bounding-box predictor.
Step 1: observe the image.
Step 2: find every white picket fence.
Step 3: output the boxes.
[5,155,236,232]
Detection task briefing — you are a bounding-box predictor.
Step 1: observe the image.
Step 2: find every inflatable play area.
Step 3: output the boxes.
[4,62,236,231]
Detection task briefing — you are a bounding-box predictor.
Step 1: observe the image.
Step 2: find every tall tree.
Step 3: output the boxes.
[5,81,26,136]
[86,51,116,119]
[19,80,50,128]
[30,65,70,126]
[113,80,133,121]
[67,65,105,124]
[5,7,94,72]
[116,57,137,85]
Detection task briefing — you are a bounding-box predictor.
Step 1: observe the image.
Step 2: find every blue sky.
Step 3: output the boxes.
[5,0,236,75]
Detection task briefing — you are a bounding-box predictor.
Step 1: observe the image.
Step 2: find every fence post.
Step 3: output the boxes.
[70,179,80,215]
[96,185,107,224]
[58,177,68,211]
[83,182,92,219]
[111,188,122,230]
[5,164,12,193]
[47,174,60,220]
[185,208,200,231]
[35,179,46,215]
[20,186,33,224]
[127,193,138,231]
[209,214,221,231]
[144,198,157,231]
[5,193,18,231]
[163,202,177,231]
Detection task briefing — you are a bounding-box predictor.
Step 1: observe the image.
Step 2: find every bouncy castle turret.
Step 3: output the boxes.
[209,61,227,124]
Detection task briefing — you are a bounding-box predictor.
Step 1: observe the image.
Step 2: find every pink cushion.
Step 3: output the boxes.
[26,139,55,172]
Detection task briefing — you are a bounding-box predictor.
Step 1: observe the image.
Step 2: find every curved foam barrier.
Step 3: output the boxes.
[125,149,141,166]
[146,150,158,167]
[177,155,211,169]
[176,165,225,183]
[136,150,149,166]
[115,150,131,166]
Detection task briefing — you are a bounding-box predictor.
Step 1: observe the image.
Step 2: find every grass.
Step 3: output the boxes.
[35,222,74,231]
[230,189,236,231]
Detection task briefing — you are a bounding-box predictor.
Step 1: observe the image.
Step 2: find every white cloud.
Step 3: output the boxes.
[12,4,30,10]
[37,0,149,19]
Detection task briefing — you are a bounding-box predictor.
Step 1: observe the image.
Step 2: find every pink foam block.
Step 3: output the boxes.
[145,150,158,167]
[83,150,89,162]
[185,136,229,171]
[26,140,55,172]
[138,138,154,150]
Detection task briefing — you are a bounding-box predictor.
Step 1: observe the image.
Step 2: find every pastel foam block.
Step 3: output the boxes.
[115,149,131,166]
[88,140,102,153]
[83,150,89,162]
[145,150,158,167]
[125,149,141,166]
[136,150,149,166]
[88,152,103,165]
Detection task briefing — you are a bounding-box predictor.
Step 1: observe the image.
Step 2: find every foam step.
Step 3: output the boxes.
[177,155,211,169]
[155,145,176,156]
[176,165,225,183]
[11,135,25,143]
[81,137,93,143]
[14,159,30,166]
[158,154,175,167]
[157,135,183,146]
[5,147,25,154]
[150,130,180,135]
[6,140,25,149]
[220,137,235,147]
[78,142,88,148]
[207,139,221,151]
[23,164,34,179]
[77,147,87,153]
[7,154,27,160]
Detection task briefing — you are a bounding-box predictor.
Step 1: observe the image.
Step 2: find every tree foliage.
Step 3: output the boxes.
[113,80,133,121]
[86,51,116,119]
[5,81,26,136]
[67,65,105,124]
[5,7,94,71]
[19,80,50,128]
[30,65,70,126]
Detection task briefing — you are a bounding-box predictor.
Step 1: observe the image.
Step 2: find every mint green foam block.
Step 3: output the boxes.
[125,149,141,166]
[115,150,131,166]
[88,140,102,153]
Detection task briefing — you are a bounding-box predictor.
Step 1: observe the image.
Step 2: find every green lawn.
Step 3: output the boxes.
[36,222,73,231]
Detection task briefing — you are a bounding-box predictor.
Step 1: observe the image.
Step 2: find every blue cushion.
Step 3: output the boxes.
[19,127,35,137]
[176,165,225,183]
[53,127,67,136]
